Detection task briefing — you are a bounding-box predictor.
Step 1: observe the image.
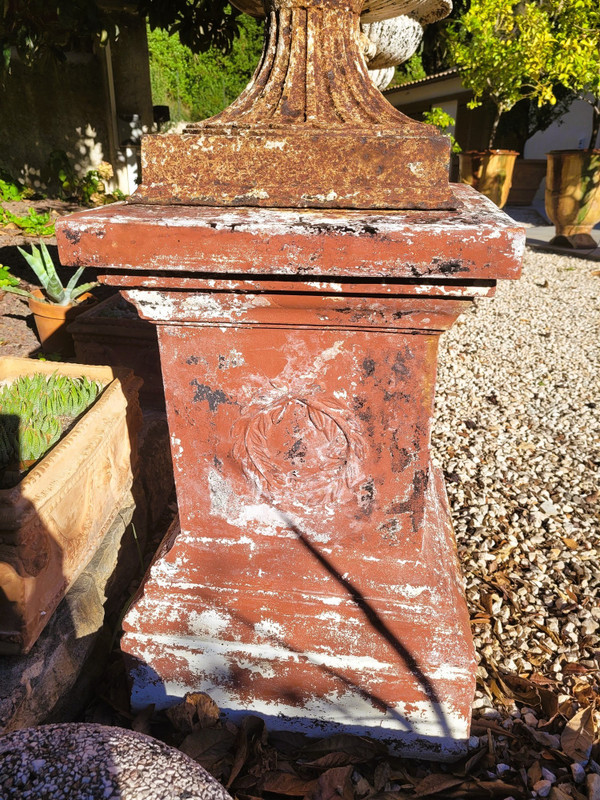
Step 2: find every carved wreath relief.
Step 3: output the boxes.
[232,396,366,505]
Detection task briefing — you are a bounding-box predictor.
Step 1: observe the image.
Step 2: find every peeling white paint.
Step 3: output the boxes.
[255,619,285,638]
[188,608,231,636]
[127,649,471,757]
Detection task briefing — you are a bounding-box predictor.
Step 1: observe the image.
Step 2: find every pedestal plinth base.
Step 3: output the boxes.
[55,189,524,761]
[122,467,474,760]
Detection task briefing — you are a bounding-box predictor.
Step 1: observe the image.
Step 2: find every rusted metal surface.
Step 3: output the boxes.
[131,0,454,210]
[232,0,451,24]
[56,184,524,280]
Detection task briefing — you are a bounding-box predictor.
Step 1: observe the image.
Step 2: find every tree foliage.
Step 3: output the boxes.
[447,0,556,149]
[0,0,243,71]
[1,0,117,69]
[148,13,263,122]
[420,0,470,76]
[140,0,243,55]
[540,0,600,149]
[390,52,427,88]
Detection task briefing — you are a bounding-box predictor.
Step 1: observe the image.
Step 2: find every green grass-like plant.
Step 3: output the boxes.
[0,373,104,476]
[0,265,19,288]
[2,242,97,305]
[0,206,54,236]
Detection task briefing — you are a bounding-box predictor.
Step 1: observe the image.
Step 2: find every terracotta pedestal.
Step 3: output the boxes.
[57,185,523,759]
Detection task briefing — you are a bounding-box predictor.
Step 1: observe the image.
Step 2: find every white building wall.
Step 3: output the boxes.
[525,98,600,158]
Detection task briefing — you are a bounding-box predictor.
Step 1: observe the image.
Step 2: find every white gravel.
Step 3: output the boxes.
[432,247,600,694]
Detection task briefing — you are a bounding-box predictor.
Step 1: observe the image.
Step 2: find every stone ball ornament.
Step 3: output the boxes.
[0,723,234,800]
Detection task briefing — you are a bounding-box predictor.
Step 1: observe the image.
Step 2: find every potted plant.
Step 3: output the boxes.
[0,357,142,655]
[448,0,554,207]
[2,242,97,353]
[422,107,461,180]
[540,0,600,248]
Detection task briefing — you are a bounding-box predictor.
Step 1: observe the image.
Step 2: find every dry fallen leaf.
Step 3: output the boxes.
[302,752,363,769]
[527,760,543,788]
[259,771,317,796]
[301,734,385,763]
[311,765,355,800]
[188,691,221,728]
[179,726,236,777]
[561,706,595,763]
[227,716,267,788]
[413,774,465,797]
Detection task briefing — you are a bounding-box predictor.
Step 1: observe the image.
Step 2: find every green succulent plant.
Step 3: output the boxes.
[2,242,97,306]
[0,373,104,476]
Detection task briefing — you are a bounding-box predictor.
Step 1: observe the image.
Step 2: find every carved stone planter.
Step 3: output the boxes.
[0,358,142,655]
[68,294,164,409]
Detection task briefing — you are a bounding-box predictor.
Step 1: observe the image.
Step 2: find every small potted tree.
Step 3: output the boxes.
[2,243,97,353]
[448,0,554,207]
[541,0,600,248]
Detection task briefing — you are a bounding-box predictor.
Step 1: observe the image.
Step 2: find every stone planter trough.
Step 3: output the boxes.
[0,357,142,655]
[68,293,164,409]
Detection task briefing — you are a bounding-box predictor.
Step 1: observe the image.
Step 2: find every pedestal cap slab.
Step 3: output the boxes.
[57,184,524,282]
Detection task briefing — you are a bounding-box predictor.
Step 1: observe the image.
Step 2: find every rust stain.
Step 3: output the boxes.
[131,0,453,210]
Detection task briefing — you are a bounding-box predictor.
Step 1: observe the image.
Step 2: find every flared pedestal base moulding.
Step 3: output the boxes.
[57,0,524,762]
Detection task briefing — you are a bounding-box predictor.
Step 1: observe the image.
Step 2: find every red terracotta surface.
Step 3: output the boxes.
[57,190,523,758]
[120,299,477,757]
[55,184,524,281]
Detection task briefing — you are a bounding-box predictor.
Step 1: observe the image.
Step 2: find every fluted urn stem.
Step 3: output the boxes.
[188,0,422,131]
[134,0,454,208]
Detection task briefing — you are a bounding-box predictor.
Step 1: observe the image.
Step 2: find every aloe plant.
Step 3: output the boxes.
[2,242,97,306]
[0,373,104,476]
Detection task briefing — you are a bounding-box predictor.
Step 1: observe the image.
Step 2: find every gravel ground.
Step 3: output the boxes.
[1,241,599,796]
[433,247,600,717]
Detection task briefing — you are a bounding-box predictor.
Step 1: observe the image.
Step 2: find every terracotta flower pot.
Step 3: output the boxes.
[459,150,519,208]
[545,150,600,249]
[28,289,95,354]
